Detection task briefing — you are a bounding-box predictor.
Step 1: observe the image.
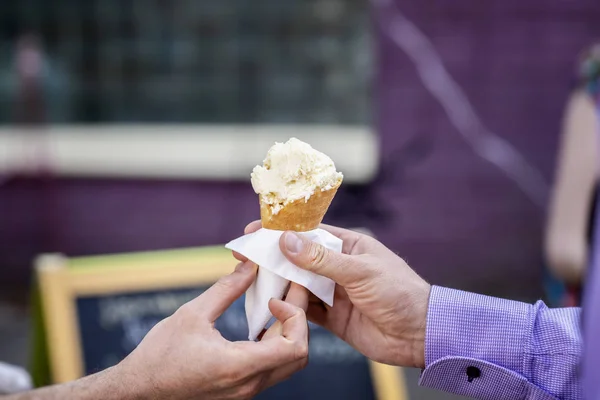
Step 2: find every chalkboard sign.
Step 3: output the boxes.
[35,246,406,399]
[76,287,206,374]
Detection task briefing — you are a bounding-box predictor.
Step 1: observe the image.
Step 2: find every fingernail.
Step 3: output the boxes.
[284,232,304,254]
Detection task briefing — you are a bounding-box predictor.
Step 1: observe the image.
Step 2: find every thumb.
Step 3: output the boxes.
[279,231,364,286]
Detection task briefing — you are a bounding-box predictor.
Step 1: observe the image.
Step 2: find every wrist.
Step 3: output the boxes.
[410,282,430,369]
[104,361,155,400]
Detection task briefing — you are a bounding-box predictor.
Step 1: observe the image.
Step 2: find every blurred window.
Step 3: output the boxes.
[0,0,371,124]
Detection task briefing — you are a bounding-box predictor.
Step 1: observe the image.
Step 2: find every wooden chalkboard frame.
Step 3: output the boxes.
[35,246,407,400]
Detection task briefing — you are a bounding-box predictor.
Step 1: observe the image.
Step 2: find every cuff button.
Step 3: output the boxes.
[466,366,481,382]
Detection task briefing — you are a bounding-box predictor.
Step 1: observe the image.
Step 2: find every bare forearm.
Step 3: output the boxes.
[2,366,149,400]
[545,90,598,283]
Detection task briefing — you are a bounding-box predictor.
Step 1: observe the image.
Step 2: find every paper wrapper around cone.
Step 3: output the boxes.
[259,184,341,232]
[242,183,340,340]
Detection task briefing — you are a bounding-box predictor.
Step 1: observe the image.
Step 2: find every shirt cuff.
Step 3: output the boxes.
[424,285,532,372]
[418,286,550,400]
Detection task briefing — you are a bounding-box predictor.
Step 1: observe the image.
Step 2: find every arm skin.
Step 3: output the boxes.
[2,366,147,400]
[545,90,598,285]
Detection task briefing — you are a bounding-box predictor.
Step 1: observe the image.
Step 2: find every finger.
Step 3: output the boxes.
[234,298,309,372]
[244,220,262,234]
[284,283,309,311]
[262,320,282,340]
[232,250,248,262]
[262,284,308,342]
[279,231,370,287]
[189,261,257,321]
[270,298,308,343]
[236,331,308,373]
[261,300,309,385]
[306,282,354,334]
[259,301,299,342]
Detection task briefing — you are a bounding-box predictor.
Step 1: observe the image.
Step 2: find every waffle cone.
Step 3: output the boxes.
[260,183,340,232]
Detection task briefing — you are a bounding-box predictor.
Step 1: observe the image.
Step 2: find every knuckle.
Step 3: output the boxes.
[247,380,262,398]
[299,355,309,370]
[237,383,258,399]
[154,317,169,330]
[292,306,306,318]
[234,378,262,399]
[294,341,309,361]
[308,244,328,268]
[172,304,193,322]
[224,368,246,387]
[289,307,307,324]
[299,310,309,326]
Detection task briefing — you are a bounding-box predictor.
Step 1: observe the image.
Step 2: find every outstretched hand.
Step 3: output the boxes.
[236,221,430,368]
[120,261,309,400]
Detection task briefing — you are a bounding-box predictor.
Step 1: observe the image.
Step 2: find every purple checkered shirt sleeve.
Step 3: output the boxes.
[419,286,582,400]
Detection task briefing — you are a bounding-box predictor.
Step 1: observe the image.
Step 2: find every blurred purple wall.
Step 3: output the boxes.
[372,0,600,299]
[2,1,600,301]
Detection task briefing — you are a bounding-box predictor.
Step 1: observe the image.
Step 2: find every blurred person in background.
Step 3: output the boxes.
[545,44,600,306]
[0,33,72,125]
[3,263,310,400]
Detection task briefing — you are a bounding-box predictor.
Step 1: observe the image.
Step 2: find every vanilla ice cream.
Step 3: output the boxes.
[251,138,343,215]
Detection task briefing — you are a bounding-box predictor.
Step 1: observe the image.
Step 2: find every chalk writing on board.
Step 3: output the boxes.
[121,318,162,352]
[98,289,203,329]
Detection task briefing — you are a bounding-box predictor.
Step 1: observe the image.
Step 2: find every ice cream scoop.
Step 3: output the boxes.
[250,137,343,230]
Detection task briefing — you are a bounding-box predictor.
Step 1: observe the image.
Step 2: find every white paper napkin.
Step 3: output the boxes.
[225,228,342,340]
